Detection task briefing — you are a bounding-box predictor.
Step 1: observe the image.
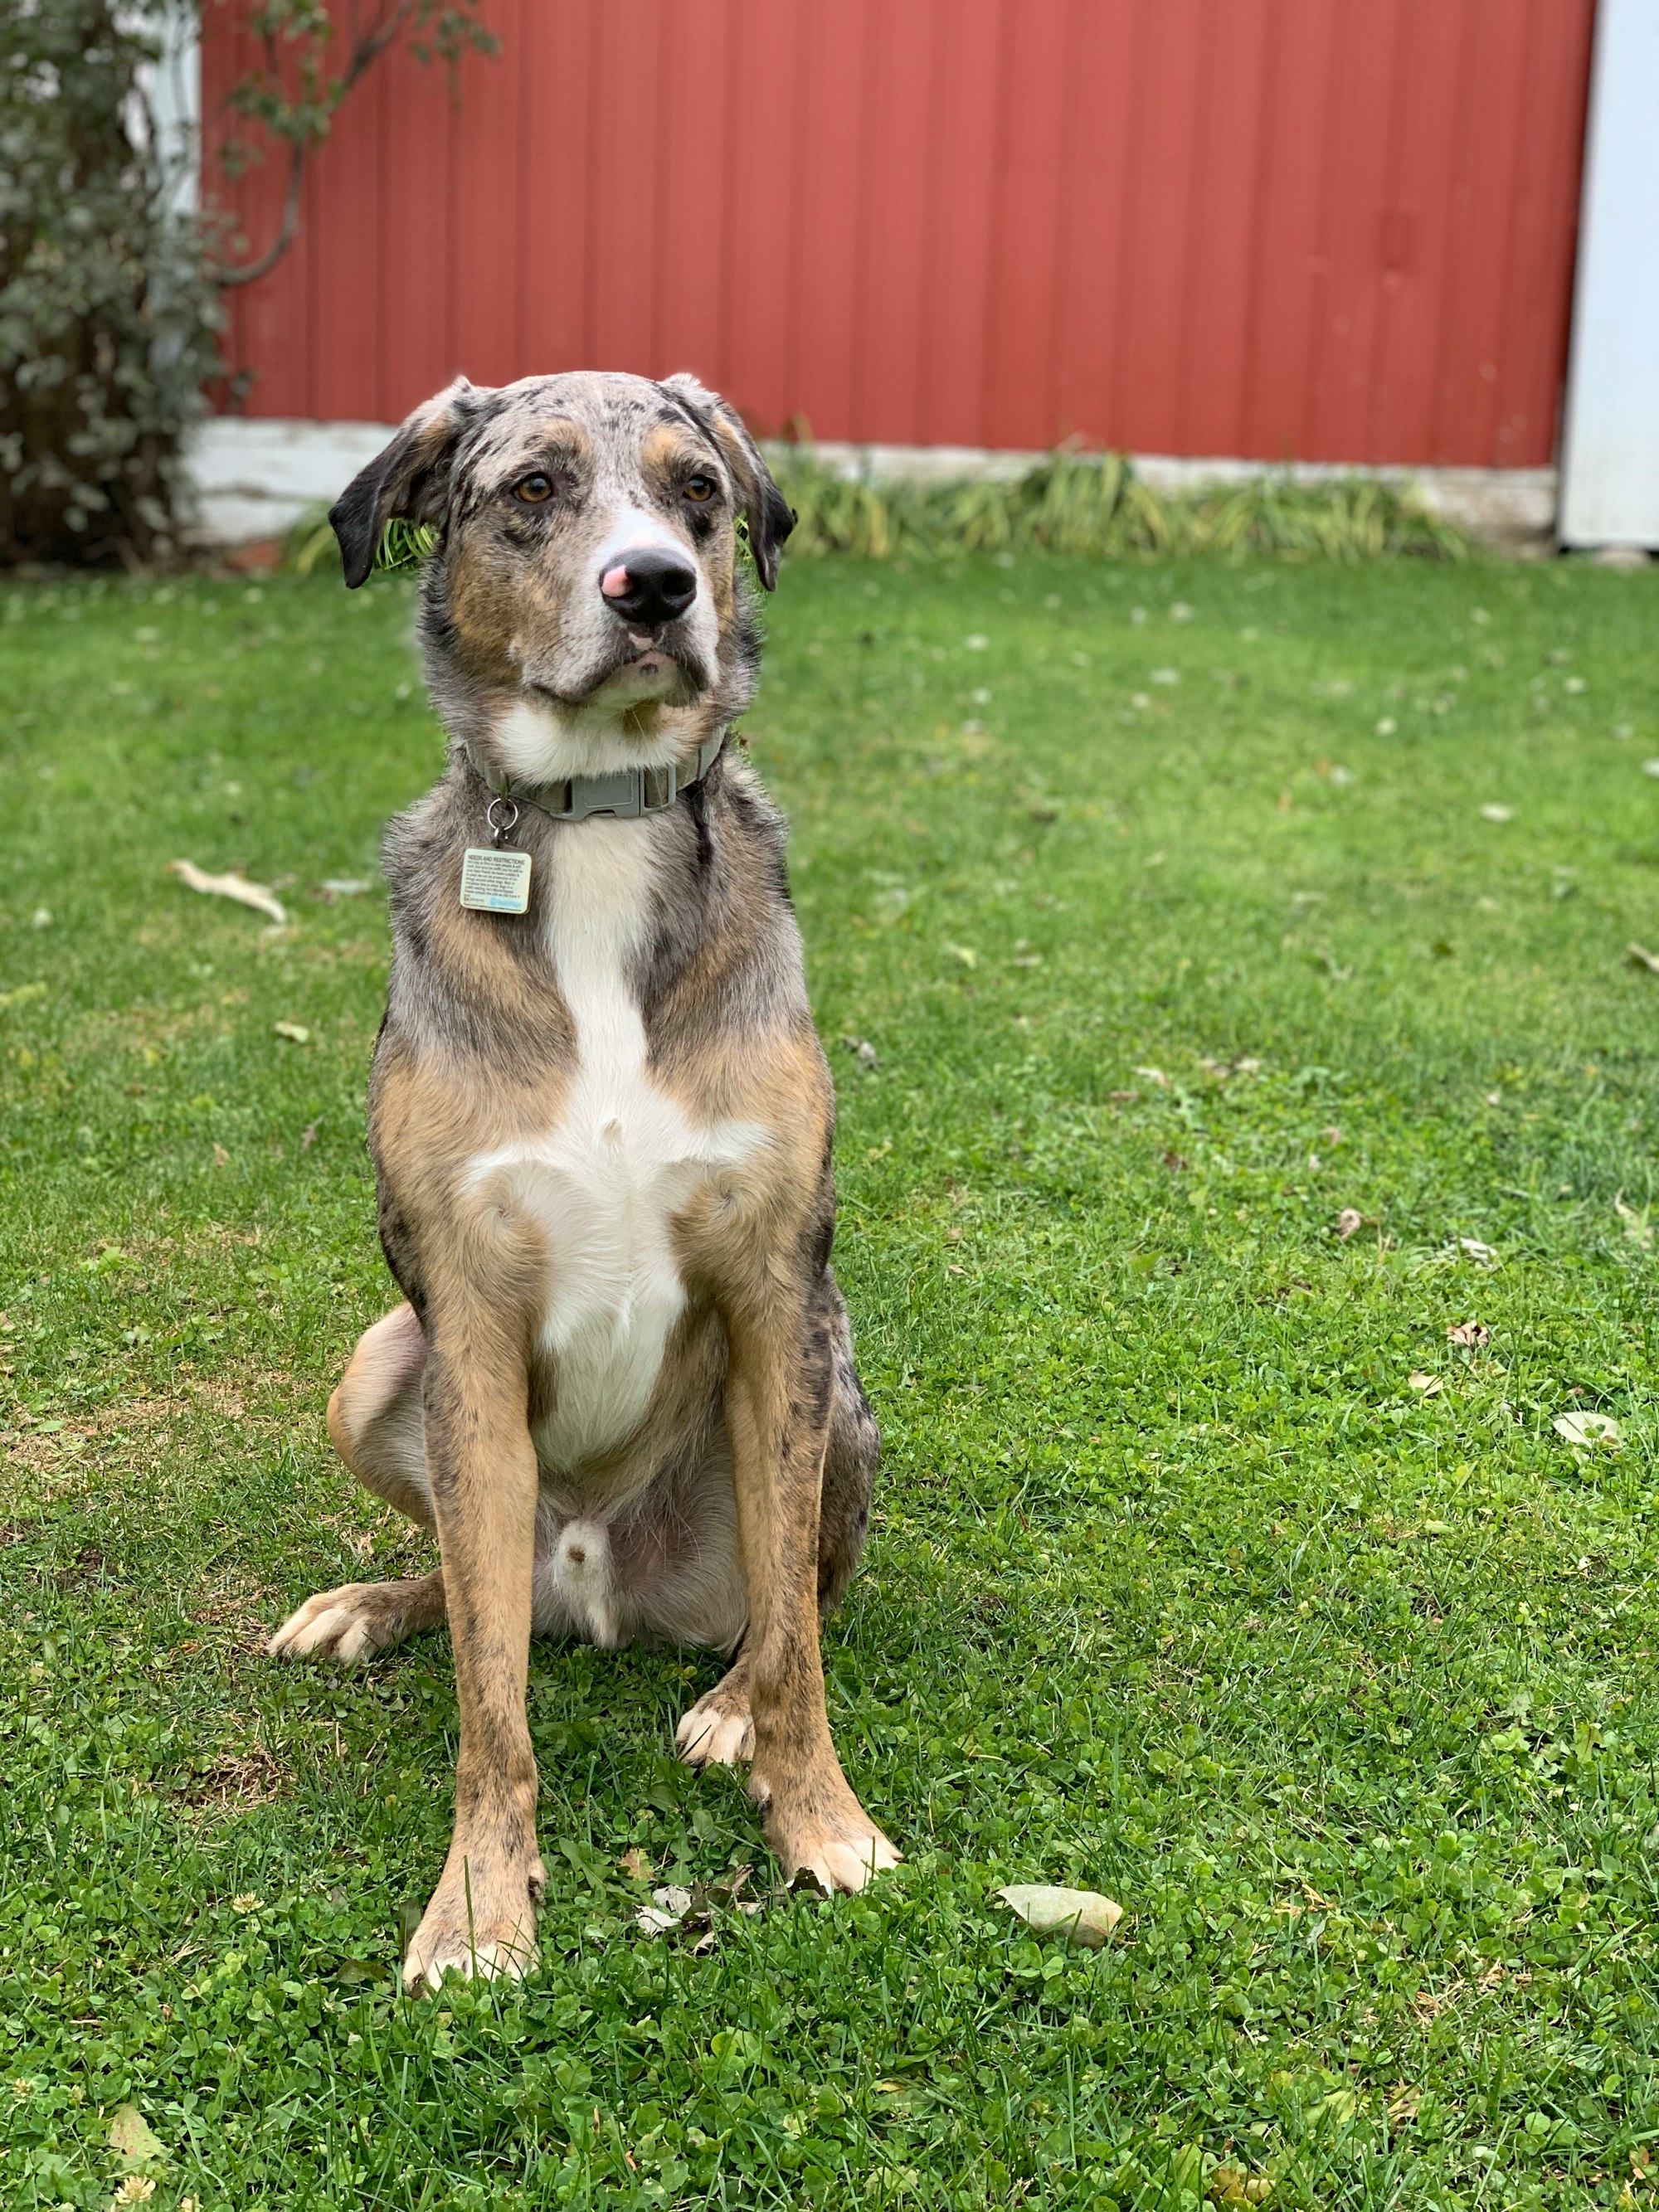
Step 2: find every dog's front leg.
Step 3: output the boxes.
[402,1331,544,1992]
[722,1281,899,1894]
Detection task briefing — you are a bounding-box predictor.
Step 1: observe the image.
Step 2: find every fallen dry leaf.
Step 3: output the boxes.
[1615,1194,1654,1248]
[273,1021,310,1044]
[944,942,978,969]
[634,1901,684,1937]
[1134,1065,1170,1087]
[1447,1320,1489,1348]
[1553,1410,1621,1447]
[168,860,287,926]
[1335,1208,1364,1242]
[1386,2083,1422,2130]
[997,1884,1122,1948]
[108,2105,167,2167]
[1628,941,1659,975]
[1457,1237,1497,1265]
[635,1884,693,1937]
[635,1866,762,1942]
[330,1956,390,1986]
[1408,1372,1444,1396]
[619,1847,653,1882]
[1478,803,1513,824]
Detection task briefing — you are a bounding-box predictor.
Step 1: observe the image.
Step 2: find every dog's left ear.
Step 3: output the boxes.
[329,377,479,590]
[661,372,795,590]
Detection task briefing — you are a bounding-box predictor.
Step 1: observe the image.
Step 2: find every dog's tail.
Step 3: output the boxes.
[543,1516,619,1648]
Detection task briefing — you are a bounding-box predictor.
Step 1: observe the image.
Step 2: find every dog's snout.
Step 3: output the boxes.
[600,549,698,630]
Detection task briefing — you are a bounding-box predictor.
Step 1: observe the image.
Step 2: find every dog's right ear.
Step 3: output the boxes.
[328,377,476,590]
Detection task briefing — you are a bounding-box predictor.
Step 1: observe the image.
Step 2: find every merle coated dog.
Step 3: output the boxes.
[268,372,897,1990]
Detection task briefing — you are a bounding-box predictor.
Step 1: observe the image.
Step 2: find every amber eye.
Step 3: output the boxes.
[683,474,718,504]
[513,473,554,503]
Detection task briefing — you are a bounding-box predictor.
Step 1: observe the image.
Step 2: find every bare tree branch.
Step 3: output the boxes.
[214,132,304,289]
[205,0,494,291]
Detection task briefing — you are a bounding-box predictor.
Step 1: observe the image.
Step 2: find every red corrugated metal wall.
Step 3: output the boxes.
[203,0,1594,467]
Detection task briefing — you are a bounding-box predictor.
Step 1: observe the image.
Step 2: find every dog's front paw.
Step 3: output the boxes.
[268,1573,445,1664]
[675,1663,754,1768]
[402,1845,545,1996]
[753,1757,901,1895]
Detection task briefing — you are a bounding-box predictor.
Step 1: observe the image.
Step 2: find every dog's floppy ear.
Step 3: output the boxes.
[661,372,795,591]
[328,377,477,590]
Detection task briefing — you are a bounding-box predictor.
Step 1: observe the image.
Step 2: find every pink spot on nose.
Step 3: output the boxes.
[601,565,630,598]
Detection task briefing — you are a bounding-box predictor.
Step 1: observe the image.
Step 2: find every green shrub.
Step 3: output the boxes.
[771,444,1470,562]
[0,1,221,566]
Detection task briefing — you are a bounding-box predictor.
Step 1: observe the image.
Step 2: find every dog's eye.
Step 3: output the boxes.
[513,474,554,504]
[683,475,717,505]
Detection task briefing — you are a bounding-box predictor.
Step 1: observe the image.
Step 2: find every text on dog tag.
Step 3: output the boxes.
[459,846,533,915]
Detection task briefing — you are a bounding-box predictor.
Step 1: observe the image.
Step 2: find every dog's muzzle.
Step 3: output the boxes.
[525,630,709,710]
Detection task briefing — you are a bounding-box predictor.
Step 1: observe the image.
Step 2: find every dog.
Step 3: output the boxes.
[266,371,898,1991]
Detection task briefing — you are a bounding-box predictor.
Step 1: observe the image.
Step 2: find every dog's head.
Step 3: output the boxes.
[328,370,793,775]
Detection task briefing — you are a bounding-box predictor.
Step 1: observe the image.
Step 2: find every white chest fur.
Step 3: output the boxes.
[465,818,760,1472]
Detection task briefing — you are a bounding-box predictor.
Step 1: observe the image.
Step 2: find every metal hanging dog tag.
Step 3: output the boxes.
[460,845,533,915]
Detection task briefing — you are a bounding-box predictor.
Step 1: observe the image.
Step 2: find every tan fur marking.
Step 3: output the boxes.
[638,421,701,483]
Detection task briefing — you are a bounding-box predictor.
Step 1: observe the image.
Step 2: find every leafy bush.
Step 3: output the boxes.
[0,1,221,566]
[772,445,1470,562]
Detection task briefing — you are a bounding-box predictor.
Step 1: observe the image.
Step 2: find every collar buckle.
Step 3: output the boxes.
[469,731,725,826]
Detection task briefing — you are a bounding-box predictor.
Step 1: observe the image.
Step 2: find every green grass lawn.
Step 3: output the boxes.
[2,549,1657,2212]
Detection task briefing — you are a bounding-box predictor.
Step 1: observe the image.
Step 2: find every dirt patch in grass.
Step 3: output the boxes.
[174,1740,289,1820]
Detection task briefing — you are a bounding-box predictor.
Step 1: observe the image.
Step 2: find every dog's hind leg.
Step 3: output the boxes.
[816,1275,878,1616]
[269,1304,448,1663]
[328,1301,434,1527]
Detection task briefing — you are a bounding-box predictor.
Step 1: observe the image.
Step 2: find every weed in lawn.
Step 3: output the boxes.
[0,553,1656,2207]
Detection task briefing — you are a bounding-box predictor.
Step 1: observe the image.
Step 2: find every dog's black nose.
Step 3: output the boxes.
[600,549,698,629]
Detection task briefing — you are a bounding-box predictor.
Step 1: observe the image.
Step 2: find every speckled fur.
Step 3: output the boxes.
[268,372,895,1994]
